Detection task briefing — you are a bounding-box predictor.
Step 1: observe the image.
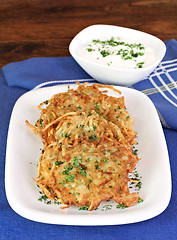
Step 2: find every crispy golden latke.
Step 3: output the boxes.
[26,82,140,210]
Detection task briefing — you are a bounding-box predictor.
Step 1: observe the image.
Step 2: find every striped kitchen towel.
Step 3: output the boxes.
[132,39,177,129]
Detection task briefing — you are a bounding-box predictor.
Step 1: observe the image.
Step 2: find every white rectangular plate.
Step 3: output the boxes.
[5,84,171,225]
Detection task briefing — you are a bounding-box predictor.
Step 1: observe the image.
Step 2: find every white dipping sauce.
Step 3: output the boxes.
[79,37,155,69]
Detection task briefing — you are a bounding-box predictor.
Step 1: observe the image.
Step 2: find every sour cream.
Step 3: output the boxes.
[79,37,155,69]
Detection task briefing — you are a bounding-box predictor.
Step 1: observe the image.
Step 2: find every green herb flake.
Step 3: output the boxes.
[65,174,76,182]
[132,149,138,155]
[102,205,112,211]
[54,201,61,205]
[78,170,87,176]
[87,48,94,52]
[87,37,145,69]
[137,62,144,68]
[136,181,142,191]
[88,111,92,116]
[116,204,128,209]
[55,160,64,166]
[62,164,73,175]
[100,50,110,57]
[89,179,92,184]
[78,206,89,211]
[39,119,43,128]
[95,162,101,171]
[73,161,80,168]
[38,194,48,202]
[138,198,144,203]
[59,182,65,187]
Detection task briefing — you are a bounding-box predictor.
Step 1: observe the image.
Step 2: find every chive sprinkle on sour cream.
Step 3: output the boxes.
[83,36,154,69]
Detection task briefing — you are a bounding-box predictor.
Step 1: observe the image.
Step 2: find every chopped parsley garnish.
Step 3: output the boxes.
[78,169,87,176]
[116,204,128,209]
[132,149,138,155]
[78,206,89,210]
[137,62,144,68]
[39,119,43,127]
[38,194,48,202]
[38,190,61,205]
[100,50,110,57]
[64,132,71,139]
[73,161,80,167]
[88,111,92,116]
[73,156,80,167]
[102,205,112,211]
[54,201,61,205]
[89,135,101,141]
[86,37,145,69]
[95,103,101,110]
[136,181,142,191]
[87,48,94,52]
[65,174,76,182]
[95,164,101,171]
[138,198,144,203]
[62,165,73,175]
[59,182,65,187]
[89,179,92,184]
[55,160,64,166]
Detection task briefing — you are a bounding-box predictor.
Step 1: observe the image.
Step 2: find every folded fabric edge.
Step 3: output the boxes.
[156,108,171,129]
[33,78,96,89]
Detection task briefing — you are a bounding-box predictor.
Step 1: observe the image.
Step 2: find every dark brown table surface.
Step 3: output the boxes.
[0,0,177,68]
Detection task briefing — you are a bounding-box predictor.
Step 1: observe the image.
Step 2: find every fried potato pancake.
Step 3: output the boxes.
[26,82,140,210]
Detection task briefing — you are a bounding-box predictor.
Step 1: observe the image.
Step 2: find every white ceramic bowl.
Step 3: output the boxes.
[69,25,166,86]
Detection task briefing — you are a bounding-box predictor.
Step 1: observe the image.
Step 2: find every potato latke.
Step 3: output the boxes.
[26,82,140,211]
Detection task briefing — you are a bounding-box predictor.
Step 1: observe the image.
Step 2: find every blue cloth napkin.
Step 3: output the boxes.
[1,39,177,240]
[2,56,95,89]
[133,39,177,130]
[2,39,177,130]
